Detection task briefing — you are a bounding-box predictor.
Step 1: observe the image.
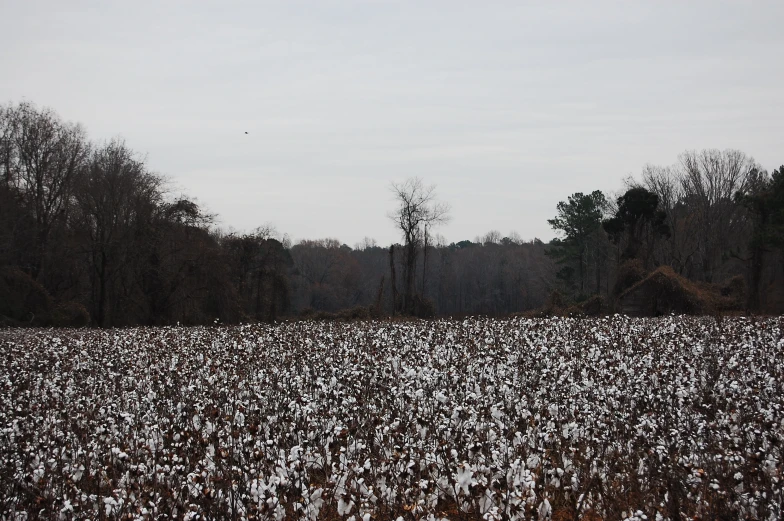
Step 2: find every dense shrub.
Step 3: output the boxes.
[522,290,605,317]
[299,305,377,321]
[0,267,52,325]
[721,275,747,309]
[576,294,604,316]
[619,266,744,316]
[50,301,91,327]
[411,294,436,319]
[613,258,647,296]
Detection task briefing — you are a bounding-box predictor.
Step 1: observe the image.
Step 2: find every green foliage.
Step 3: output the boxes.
[734,166,784,311]
[547,190,607,244]
[738,166,784,248]
[547,190,607,293]
[603,187,669,261]
[450,240,476,250]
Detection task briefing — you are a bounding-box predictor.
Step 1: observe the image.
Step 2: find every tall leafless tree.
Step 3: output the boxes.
[389,177,449,314]
[73,139,162,325]
[679,150,753,281]
[1,102,89,279]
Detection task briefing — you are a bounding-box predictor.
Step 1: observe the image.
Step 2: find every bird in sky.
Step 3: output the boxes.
[245,132,248,134]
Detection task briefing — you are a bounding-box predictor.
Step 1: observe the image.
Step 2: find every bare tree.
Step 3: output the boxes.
[639,164,692,272]
[1,101,89,279]
[354,236,377,251]
[0,105,14,186]
[221,228,293,322]
[73,138,162,325]
[389,177,449,315]
[389,245,399,313]
[482,230,502,245]
[677,149,760,282]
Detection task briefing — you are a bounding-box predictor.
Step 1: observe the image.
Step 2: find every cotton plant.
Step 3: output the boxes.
[1,316,783,519]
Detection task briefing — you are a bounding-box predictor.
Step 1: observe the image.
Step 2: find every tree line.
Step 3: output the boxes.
[545,151,784,314]
[1,101,782,326]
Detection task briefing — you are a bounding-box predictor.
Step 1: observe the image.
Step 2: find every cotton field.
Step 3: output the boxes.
[1,316,783,520]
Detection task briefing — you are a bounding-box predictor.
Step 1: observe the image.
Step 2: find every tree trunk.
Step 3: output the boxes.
[374,276,385,316]
[404,240,416,314]
[98,251,107,327]
[749,243,763,313]
[255,270,263,318]
[389,246,398,315]
[422,228,428,295]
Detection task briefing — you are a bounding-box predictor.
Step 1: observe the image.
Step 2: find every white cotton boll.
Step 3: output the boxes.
[192,414,201,431]
[310,488,324,510]
[478,488,497,514]
[436,391,448,403]
[337,497,354,516]
[527,454,540,469]
[103,497,117,517]
[32,466,45,483]
[538,498,552,520]
[72,464,84,482]
[456,466,473,496]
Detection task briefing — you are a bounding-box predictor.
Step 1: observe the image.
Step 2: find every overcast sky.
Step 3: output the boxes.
[2,1,783,246]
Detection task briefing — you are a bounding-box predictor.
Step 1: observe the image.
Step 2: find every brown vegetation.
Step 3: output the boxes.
[618,266,746,316]
[0,266,51,325]
[523,291,606,318]
[612,259,647,297]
